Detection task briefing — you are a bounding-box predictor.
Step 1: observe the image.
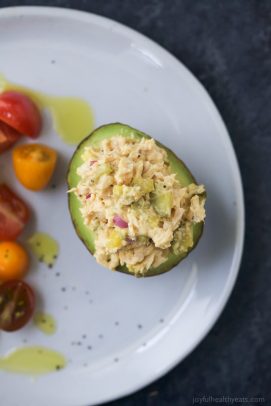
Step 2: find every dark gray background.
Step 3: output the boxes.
[1,1,270,405]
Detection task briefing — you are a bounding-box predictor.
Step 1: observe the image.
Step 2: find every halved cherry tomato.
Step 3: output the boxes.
[0,184,30,240]
[0,280,35,332]
[0,121,21,153]
[0,241,29,281]
[12,143,57,191]
[0,91,41,138]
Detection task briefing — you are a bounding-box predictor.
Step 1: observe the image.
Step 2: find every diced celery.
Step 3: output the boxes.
[148,214,160,227]
[133,178,154,194]
[151,191,173,217]
[173,224,193,254]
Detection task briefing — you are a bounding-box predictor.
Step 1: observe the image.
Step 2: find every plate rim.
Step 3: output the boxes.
[0,6,245,405]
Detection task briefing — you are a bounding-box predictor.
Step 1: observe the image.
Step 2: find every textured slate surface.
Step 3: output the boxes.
[0,1,270,405]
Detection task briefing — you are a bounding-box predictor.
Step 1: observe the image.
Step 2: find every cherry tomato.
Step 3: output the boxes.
[0,121,21,153]
[12,143,57,191]
[0,184,30,240]
[0,91,41,138]
[0,280,35,332]
[0,242,29,281]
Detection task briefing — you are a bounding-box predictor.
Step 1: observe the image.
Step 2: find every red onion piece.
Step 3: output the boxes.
[90,160,97,166]
[86,193,91,199]
[113,215,128,228]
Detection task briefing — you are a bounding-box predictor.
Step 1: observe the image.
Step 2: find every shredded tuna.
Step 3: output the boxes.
[70,136,206,275]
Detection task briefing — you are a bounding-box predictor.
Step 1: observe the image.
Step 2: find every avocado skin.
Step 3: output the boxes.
[67,123,204,277]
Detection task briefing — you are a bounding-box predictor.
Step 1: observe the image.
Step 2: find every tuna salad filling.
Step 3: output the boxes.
[70,136,206,275]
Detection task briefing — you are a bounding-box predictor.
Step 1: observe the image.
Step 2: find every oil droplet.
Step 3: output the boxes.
[0,74,94,145]
[27,232,59,267]
[0,346,66,375]
[34,312,57,335]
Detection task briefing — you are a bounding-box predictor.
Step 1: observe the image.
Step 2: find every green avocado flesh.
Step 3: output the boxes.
[67,123,204,277]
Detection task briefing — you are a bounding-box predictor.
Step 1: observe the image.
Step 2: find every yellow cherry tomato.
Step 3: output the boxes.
[0,241,29,281]
[12,143,57,191]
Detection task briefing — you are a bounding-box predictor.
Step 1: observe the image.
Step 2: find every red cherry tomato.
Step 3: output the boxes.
[0,91,41,138]
[0,280,35,332]
[0,184,30,240]
[0,121,21,153]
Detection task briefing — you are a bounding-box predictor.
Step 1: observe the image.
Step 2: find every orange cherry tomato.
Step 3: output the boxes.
[0,241,29,281]
[12,143,57,191]
[0,91,41,138]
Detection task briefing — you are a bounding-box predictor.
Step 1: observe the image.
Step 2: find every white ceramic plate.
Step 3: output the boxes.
[0,6,244,406]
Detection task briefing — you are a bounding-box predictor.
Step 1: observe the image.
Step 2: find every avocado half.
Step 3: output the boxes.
[67,123,204,277]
